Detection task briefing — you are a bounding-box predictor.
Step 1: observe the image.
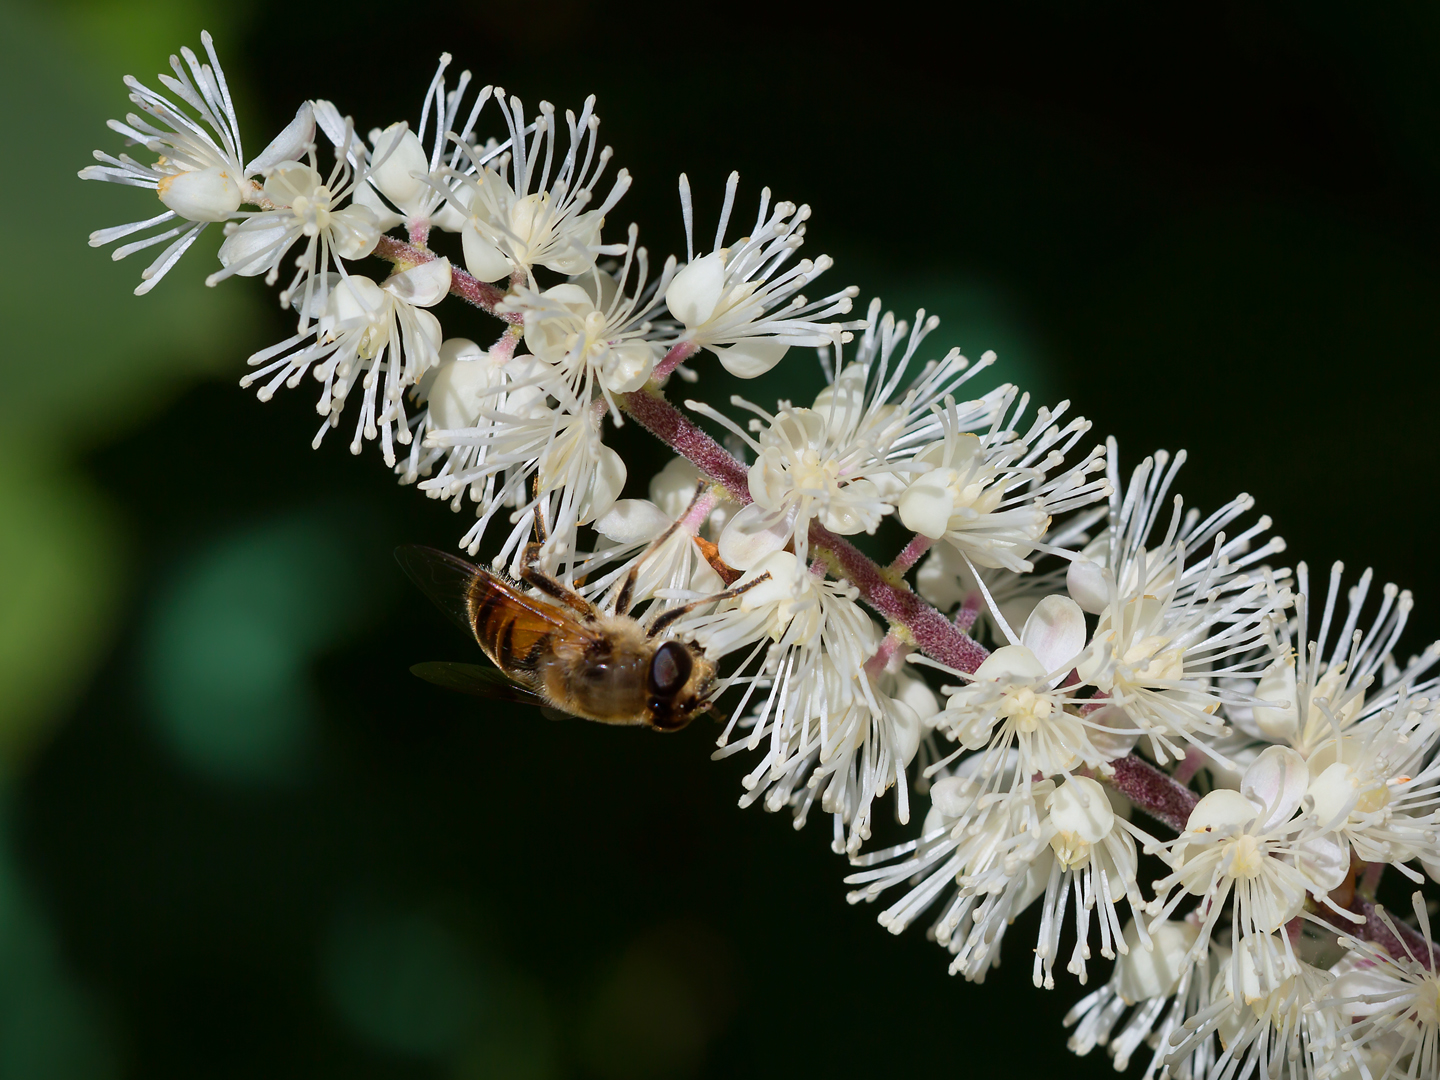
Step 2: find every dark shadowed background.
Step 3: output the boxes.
[4,1,1440,1076]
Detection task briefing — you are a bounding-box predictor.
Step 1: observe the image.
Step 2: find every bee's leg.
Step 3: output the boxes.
[695,700,729,725]
[520,548,595,619]
[530,474,550,545]
[612,517,686,615]
[616,483,727,614]
[646,571,772,637]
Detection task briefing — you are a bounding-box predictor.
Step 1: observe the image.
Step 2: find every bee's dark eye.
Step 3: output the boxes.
[648,641,693,696]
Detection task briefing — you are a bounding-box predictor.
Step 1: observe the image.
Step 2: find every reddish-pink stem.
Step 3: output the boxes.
[889,534,933,576]
[865,630,908,678]
[810,523,990,673]
[956,592,982,633]
[1106,754,1199,833]
[622,388,753,498]
[1172,746,1206,785]
[653,340,699,382]
[374,235,516,320]
[619,387,990,674]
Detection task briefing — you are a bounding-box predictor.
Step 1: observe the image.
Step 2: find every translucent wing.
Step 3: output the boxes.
[395,545,484,638]
[409,662,543,705]
[409,662,571,720]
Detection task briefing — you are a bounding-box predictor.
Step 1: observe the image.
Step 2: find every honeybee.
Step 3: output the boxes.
[396,545,721,731]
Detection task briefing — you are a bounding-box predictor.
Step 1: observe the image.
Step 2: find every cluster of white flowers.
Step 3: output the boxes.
[84,36,1440,1079]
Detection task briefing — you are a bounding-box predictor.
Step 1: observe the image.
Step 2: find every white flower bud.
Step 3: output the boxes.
[156,165,242,221]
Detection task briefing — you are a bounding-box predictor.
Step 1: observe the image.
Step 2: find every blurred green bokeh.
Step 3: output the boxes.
[0,1,261,1073]
[141,510,376,783]
[0,0,259,770]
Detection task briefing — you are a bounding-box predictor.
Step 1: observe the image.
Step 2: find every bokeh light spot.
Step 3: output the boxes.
[322,899,485,1059]
[580,921,733,1079]
[141,510,372,782]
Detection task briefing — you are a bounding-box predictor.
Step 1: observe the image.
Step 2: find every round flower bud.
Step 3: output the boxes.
[156,165,242,221]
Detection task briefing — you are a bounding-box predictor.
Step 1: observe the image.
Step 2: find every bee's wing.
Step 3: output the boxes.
[411,662,539,704]
[409,662,572,721]
[395,545,486,638]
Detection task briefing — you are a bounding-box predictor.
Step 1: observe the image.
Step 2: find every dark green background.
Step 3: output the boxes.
[4,1,1439,1076]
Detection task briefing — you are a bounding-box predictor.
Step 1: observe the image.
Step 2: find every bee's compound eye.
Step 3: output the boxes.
[648,641,693,696]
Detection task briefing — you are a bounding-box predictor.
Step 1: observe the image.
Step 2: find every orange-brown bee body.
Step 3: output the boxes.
[399,546,716,731]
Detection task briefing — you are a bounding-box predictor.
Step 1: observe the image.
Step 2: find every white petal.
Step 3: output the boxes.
[1241,744,1310,832]
[261,161,320,205]
[425,344,494,431]
[1047,776,1115,844]
[889,699,922,770]
[578,446,627,524]
[890,673,940,726]
[600,341,659,394]
[330,205,381,260]
[217,216,288,275]
[1066,557,1110,615]
[368,124,428,207]
[352,180,404,233]
[462,223,512,282]
[595,500,672,545]
[247,102,316,176]
[717,502,798,571]
[1115,919,1198,1003]
[1297,832,1350,893]
[384,259,452,308]
[897,470,958,540]
[974,644,1047,682]
[648,457,704,520]
[1186,788,1257,833]
[929,776,973,819]
[665,252,725,327]
[1021,594,1087,674]
[1307,762,1360,831]
[310,99,353,154]
[915,543,970,610]
[707,339,789,379]
[325,274,386,326]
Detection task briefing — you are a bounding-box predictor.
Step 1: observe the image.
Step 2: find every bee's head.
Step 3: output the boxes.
[644,640,715,732]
